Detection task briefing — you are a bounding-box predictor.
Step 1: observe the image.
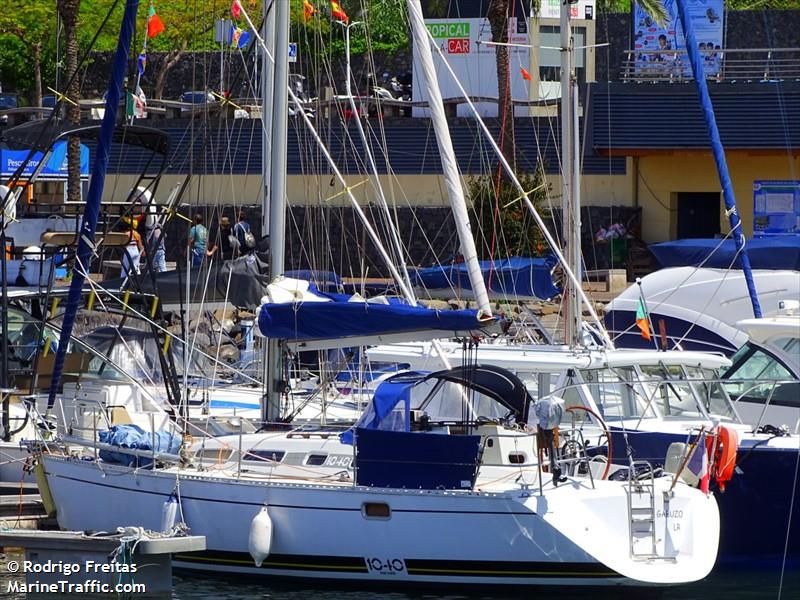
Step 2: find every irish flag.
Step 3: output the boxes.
[635,297,651,340]
[147,5,165,38]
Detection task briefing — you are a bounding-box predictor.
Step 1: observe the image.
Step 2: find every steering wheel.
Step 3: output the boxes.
[564,405,612,481]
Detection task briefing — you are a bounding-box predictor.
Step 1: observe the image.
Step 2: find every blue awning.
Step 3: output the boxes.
[411,256,561,300]
[257,289,495,342]
[650,237,800,270]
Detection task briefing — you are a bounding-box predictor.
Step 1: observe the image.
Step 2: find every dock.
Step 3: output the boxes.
[0,482,56,530]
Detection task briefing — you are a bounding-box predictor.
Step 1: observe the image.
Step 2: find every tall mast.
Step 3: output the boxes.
[406,0,491,318]
[265,0,287,421]
[560,3,581,347]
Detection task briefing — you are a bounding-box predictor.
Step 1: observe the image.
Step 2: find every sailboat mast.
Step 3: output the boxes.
[406,0,491,318]
[560,3,581,347]
[265,0,288,421]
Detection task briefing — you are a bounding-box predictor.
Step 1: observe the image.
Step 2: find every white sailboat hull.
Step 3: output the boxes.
[42,454,719,586]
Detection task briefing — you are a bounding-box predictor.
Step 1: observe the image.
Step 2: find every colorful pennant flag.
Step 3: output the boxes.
[303,0,316,22]
[137,53,147,76]
[147,5,165,38]
[520,67,532,81]
[231,0,242,19]
[230,26,243,48]
[330,0,348,23]
[635,297,652,341]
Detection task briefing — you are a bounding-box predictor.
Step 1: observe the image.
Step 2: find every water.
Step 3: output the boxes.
[3,552,797,599]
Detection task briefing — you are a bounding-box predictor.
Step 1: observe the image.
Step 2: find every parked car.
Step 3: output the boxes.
[0,93,18,110]
[180,90,216,104]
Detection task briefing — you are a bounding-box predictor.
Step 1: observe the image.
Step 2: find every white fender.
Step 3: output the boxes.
[160,493,178,533]
[248,505,273,567]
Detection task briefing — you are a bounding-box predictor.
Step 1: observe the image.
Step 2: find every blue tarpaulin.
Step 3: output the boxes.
[411,256,561,300]
[98,424,181,468]
[650,237,800,270]
[258,290,494,341]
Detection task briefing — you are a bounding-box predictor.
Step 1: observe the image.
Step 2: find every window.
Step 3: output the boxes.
[639,365,703,419]
[579,368,655,421]
[723,343,798,406]
[362,503,391,519]
[243,450,285,463]
[305,454,327,466]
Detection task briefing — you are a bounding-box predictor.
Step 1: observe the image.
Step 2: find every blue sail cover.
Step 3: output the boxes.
[258,289,494,341]
[650,237,800,270]
[411,256,560,300]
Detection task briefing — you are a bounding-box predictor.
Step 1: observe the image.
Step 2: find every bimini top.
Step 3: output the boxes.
[340,364,532,444]
[257,278,497,349]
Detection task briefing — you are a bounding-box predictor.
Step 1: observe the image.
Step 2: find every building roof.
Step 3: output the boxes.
[587,81,800,154]
[94,117,624,177]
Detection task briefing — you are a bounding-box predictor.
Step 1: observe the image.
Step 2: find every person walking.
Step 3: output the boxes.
[187,214,207,268]
[122,217,143,278]
[144,218,167,272]
[207,216,235,261]
[233,210,255,257]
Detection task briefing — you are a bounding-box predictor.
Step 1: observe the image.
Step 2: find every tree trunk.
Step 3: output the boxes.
[488,0,514,170]
[154,44,187,100]
[32,42,42,108]
[58,0,82,204]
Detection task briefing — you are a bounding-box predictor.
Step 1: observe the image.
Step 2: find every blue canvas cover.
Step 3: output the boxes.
[98,424,181,468]
[354,428,482,490]
[411,256,561,300]
[650,237,800,270]
[339,374,420,445]
[258,289,494,341]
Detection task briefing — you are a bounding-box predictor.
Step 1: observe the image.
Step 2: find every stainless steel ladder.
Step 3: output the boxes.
[627,460,658,559]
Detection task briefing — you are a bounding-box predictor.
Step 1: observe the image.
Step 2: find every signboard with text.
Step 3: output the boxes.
[413,17,529,118]
[540,0,596,20]
[633,0,725,78]
[1,141,89,180]
[753,180,800,236]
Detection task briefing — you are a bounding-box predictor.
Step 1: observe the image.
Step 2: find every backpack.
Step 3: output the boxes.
[236,222,256,249]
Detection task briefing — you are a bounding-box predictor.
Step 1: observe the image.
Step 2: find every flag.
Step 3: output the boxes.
[635,297,652,340]
[231,0,242,19]
[126,86,147,119]
[303,0,315,22]
[147,5,165,38]
[686,433,710,493]
[137,53,147,77]
[330,0,348,22]
[230,25,243,48]
[520,67,532,81]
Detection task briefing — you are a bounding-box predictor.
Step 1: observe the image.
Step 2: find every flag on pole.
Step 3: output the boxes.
[147,5,165,38]
[126,86,147,119]
[330,0,348,22]
[686,433,711,494]
[230,25,243,48]
[520,67,532,81]
[635,297,652,340]
[303,0,316,22]
[231,0,242,19]
[137,53,147,76]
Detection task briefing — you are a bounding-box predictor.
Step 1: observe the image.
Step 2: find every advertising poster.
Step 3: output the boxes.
[633,0,724,78]
[540,0,596,20]
[753,181,800,236]
[0,141,89,180]
[413,16,529,118]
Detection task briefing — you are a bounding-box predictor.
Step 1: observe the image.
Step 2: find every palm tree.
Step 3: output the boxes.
[57,0,82,203]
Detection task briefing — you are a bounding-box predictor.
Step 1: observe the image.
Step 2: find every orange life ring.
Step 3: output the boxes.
[708,425,739,492]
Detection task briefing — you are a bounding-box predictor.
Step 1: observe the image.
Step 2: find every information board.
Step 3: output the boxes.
[753,180,800,236]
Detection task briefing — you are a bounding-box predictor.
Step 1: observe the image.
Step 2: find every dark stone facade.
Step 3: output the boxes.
[81,10,800,98]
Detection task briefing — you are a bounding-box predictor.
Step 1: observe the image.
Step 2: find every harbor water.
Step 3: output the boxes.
[3,552,798,599]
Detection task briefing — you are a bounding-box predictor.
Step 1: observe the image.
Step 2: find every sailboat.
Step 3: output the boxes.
[32,0,723,587]
[370,0,800,568]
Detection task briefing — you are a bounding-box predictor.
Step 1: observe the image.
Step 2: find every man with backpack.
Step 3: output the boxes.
[234,210,256,256]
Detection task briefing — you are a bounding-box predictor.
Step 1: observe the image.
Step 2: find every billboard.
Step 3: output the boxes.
[753,180,800,236]
[633,0,724,78]
[1,141,89,180]
[539,0,596,20]
[413,16,529,118]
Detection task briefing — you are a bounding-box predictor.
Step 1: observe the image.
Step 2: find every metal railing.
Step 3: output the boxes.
[621,47,800,83]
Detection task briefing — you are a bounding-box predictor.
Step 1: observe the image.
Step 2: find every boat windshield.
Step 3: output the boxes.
[722,342,799,406]
[578,368,658,421]
[413,379,508,423]
[636,365,738,421]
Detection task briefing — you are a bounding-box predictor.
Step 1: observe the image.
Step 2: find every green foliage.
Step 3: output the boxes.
[469,168,551,259]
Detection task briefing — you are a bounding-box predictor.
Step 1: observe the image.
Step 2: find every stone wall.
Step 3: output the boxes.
[81,10,800,98]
